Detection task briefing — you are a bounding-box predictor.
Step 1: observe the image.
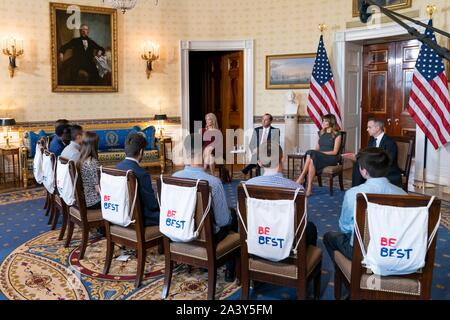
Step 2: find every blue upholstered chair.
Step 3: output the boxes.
[21,124,166,187]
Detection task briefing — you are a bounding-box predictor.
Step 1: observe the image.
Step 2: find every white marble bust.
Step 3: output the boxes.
[284,90,299,115]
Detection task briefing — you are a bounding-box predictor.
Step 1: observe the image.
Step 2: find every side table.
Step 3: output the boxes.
[229,149,246,178]
[162,136,173,170]
[0,146,21,184]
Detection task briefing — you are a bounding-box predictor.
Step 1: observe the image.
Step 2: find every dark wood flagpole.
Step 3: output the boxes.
[422,137,427,191]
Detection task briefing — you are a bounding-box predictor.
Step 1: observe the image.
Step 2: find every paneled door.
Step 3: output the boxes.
[221,51,244,135]
[362,42,396,145]
[393,40,421,138]
[343,42,363,155]
[361,39,420,145]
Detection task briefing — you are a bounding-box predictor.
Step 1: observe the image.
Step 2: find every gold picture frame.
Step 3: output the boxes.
[50,2,118,92]
[266,53,316,90]
[352,0,412,18]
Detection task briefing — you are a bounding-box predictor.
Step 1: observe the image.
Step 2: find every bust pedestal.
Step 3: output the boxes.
[284,91,299,169]
[285,114,299,162]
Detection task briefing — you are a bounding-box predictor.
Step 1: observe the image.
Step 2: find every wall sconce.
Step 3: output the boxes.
[154,114,167,138]
[2,39,24,78]
[141,42,160,78]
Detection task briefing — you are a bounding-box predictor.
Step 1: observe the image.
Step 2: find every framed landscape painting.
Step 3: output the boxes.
[50,2,118,92]
[266,53,316,89]
[352,0,412,17]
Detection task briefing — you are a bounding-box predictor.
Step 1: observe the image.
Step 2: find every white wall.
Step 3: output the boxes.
[414,128,450,187]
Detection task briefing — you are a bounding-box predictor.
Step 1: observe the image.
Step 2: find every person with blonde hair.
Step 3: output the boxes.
[296,114,342,196]
[200,113,220,175]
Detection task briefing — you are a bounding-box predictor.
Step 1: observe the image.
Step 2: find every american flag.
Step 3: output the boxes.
[307,35,343,130]
[407,20,450,149]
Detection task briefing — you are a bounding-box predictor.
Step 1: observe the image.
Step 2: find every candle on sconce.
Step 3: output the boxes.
[143,41,160,59]
[3,38,23,53]
[141,41,160,79]
[154,43,160,58]
[2,37,24,78]
[17,40,24,53]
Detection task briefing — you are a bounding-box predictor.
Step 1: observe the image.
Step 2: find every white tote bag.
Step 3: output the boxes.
[100,168,137,227]
[42,153,56,194]
[33,144,44,184]
[238,183,305,262]
[355,193,441,276]
[56,158,77,206]
[158,176,211,242]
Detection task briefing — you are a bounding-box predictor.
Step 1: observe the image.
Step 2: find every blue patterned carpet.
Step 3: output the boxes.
[0,183,448,300]
[0,198,48,300]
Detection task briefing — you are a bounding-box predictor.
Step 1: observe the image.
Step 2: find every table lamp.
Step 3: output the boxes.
[154,114,167,138]
[1,118,16,149]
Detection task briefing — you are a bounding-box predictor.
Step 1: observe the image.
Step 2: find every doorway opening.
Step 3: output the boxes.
[188,50,244,149]
[180,40,254,142]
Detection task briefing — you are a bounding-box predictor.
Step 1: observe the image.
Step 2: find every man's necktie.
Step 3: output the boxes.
[261,129,268,144]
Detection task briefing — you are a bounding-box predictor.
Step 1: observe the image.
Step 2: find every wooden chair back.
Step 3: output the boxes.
[69,159,89,224]
[392,136,414,191]
[237,184,310,287]
[157,176,240,300]
[351,193,441,299]
[57,156,76,200]
[38,136,50,150]
[43,150,56,194]
[156,176,214,247]
[99,167,146,242]
[338,131,347,162]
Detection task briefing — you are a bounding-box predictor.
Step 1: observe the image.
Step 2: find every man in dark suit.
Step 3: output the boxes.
[348,118,402,187]
[116,133,160,226]
[241,113,280,176]
[59,24,105,85]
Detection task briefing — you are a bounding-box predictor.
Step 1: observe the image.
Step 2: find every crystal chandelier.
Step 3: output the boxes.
[103,0,159,14]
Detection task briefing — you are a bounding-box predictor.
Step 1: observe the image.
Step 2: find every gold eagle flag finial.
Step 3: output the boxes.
[426,4,437,19]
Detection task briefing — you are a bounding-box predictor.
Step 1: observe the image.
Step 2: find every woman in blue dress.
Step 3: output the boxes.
[296,114,342,196]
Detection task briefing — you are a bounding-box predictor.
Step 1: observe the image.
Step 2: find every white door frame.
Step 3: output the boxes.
[333,20,427,150]
[180,40,254,134]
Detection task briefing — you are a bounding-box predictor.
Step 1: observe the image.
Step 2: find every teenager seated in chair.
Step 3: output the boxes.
[323,148,407,262]
[173,133,238,282]
[246,142,318,247]
[61,124,84,161]
[296,114,342,197]
[49,120,71,157]
[78,131,101,210]
[116,133,160,227]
